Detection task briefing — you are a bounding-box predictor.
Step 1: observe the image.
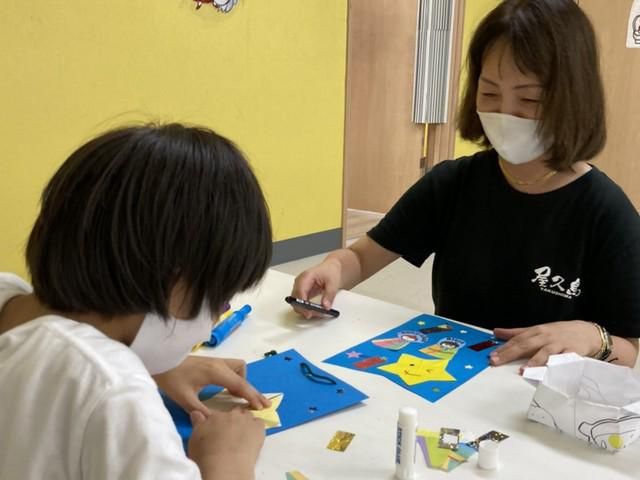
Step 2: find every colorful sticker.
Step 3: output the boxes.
[397,330,427,343]
[468,339,501,352]
[353,356,387,369]
[420,337,465,360]
[372,337,410,351]
[420,324,453,334]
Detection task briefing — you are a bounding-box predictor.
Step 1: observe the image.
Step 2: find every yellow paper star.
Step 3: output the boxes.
[251,393,283,429]
[378,353,456,385]
[203,391,283,429]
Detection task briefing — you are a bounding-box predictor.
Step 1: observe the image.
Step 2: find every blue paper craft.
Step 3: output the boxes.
[163,349,368,449]
[324,314,502,402]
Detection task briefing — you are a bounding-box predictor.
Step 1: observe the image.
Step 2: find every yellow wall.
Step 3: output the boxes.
[454,0,501,157]
[0,0,348,278]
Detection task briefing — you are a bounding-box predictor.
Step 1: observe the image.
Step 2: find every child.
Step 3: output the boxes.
[0,123,272,479]
[290,0,640,368]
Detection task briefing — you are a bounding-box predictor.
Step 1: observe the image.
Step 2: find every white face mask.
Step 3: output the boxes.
[129,303,213,375]
[477,111,548,165]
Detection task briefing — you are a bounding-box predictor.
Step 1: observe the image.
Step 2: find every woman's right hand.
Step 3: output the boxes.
[291,258,343,319]
[290,239,399,319]
[188,408,265,480]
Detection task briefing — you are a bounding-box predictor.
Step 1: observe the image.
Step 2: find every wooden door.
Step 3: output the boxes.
[579,0,640,209]
[344,0,424,214]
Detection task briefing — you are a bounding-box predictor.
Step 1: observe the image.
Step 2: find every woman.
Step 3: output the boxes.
[290,0,640,368]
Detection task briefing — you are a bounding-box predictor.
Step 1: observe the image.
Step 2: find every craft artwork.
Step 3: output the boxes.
[163,349,368,449]
[523,353,640,452]
[324,314,502,402]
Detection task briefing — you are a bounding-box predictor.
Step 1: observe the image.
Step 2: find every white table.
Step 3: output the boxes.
[196,270,638,479]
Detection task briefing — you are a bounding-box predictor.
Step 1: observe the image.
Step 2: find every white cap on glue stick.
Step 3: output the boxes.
[478,439,500,470]
[395,407,417,480]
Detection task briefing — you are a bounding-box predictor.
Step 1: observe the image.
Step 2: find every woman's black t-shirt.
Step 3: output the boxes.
[368,149,640,338]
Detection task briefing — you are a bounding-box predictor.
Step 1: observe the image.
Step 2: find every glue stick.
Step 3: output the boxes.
[395,407,417,480]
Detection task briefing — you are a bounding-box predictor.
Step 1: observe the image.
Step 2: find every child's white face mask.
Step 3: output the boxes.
[129,303,213,375]
[477,111,548,165]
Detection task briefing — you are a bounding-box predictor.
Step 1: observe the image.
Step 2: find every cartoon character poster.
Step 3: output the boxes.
[324,314,502,402]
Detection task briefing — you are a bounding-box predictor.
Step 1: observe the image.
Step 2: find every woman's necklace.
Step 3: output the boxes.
[498,158,557,186]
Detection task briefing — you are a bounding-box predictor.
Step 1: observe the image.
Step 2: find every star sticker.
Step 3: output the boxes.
[346,350,362,359]
[378,353,456,385]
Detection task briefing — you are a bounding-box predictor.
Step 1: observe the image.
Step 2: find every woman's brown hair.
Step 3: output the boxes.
[458,0,606,170]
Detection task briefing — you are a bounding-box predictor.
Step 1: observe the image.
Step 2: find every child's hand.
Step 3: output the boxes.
[153,356,271,417]
[188,408,265,480]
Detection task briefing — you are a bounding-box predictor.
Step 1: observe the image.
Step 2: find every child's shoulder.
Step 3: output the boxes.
[2,314,152,391]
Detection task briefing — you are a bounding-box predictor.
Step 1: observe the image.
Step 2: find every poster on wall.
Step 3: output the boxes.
[628,0,640,48]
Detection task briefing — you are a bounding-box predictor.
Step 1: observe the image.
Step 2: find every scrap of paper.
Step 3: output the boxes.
[202,390,283,429]
[468,430,509,450]
[416,429,476,472]
[327,430,356,452]
[439,428,460,450]
[285,471,309,480]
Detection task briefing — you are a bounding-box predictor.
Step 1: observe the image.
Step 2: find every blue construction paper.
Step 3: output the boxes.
[163,349,368,449]
[324,314,502,402]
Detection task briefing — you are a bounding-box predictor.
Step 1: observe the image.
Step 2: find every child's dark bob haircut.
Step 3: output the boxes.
[458,0,606,170]
[26,123,272,318]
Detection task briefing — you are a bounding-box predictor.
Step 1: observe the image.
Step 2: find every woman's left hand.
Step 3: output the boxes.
[491,320,601,368]
[153,356,271,417]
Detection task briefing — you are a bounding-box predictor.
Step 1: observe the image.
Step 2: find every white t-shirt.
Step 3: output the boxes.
[0,273,202,480]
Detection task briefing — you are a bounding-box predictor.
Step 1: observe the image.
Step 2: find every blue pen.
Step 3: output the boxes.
[204,304,251,347]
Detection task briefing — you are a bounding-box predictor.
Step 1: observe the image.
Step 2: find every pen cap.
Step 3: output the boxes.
[208,304,252,346]
[395,407,417,480]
